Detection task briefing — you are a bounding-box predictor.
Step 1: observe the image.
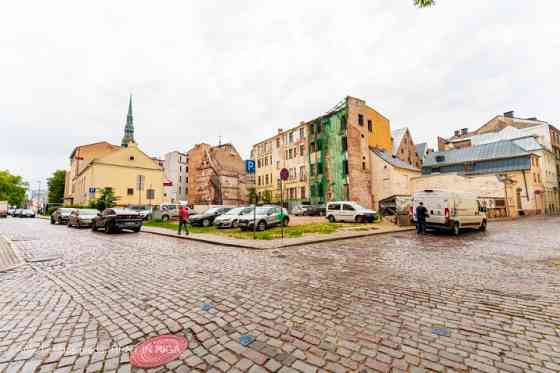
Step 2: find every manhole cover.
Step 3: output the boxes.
[130,335,188,368]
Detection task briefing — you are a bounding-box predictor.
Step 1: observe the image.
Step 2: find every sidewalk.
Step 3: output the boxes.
[0,234,24,272]
[141,221,415,249]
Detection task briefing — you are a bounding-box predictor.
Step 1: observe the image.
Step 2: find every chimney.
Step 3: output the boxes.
[277,128,283,134]
[454,130,460,137]
[461,128,468,135]
[504,111,515,118]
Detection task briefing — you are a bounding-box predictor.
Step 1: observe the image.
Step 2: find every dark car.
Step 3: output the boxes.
[51,208,74,225]
[67,208,100,228]
[303,204,326,216]
[19,209,36,218]
[189,207,231,227]
[91,208,143,233]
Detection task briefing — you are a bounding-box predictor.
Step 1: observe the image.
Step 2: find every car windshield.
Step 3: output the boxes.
[224,207,244,215]
[256,207,275,214]
[79,209,98,214]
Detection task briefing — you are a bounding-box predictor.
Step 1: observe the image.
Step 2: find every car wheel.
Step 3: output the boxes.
[453,222,460,236]
[328,215,336,223]
[132,227,141,233]
[91,223,97,232]
[480,220,487,232]
[232,220,239,228]
[257,220,267,231]
[162,215,169,222]
[105,222,113,234]
[202,219,210,227]
[67,221,72,228]
[50,218,55,225]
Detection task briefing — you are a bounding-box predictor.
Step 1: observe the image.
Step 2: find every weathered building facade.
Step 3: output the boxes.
[162,151,188,204]
[251,96,393,209]
[187,143,249,206]
[391,128,422,169]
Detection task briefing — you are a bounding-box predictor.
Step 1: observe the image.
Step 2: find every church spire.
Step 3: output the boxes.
[121,94,135,147]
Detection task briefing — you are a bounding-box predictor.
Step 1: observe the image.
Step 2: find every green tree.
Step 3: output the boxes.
[47,170,66,204]
[414,0,435,7]
[262,190,273,204]
[94,188,118,211]
[247,187,258,205]
[0,170,27,207]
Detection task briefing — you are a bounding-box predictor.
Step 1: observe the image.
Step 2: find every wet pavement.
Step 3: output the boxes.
[0,217,559,373]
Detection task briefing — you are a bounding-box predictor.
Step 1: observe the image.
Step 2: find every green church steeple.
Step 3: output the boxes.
[121,95,135,147]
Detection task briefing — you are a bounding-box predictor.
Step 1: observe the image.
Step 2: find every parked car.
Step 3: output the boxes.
[213,207,253,228]
[67,208,99,228]
[412,190,487,235]
[151,204,180,221]
[127,205,153,220]
[303,204,326,216]
[238,205,289,231]
[7,208,16,217]
[19,209,36,218]
[292,205,311,216]
[91,208,143,233]
[51,208,74,225]
[14,209,23,217]
[326,201,377,223]
[189,207,231,227]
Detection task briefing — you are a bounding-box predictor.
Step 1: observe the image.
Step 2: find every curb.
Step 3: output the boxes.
[141,226,416,250]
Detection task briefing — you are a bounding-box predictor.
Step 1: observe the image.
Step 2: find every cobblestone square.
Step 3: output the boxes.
[0,217,559,372]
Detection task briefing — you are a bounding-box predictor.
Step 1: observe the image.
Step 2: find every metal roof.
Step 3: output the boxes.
[373,149,420,171]
[415,143,428,157]
[423,140,530,167]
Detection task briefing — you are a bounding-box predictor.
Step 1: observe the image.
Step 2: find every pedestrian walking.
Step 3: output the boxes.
[415,202,429,235]
[178,204,189,236]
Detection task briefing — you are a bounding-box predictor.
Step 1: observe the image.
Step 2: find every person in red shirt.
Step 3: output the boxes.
[178,204,189,235]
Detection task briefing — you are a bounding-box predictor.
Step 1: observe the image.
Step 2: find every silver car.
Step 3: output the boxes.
[67,208,100,228]
[213,207,253,228]
[238,206,289,231]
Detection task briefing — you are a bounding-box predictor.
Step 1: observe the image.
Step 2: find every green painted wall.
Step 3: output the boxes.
[308,107,348,204]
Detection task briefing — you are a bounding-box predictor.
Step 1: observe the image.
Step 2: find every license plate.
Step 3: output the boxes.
[124,222,136,227]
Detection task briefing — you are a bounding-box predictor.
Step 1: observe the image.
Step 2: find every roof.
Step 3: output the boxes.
[373,149,420,172]
[446,115,548,142]
[69,141,119,159]
[391,128,407,155]
[511,136,543,152]
[423,140,530,167]
[415,143,428,157]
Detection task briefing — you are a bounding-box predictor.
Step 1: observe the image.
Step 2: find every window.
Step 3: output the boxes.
[146,189,155,200]
[258,176,262,186]
[276,138,280,147]
[342,137,348,152]
[343,204,355,211]
[289,132,294,143]
[127,188,134,196]
[343,160,349,175]
[300,144,304,156]
[265,174,269,184]
[276,161,280,169]
[367,120,372,132]
[317,162,323,175]
[341,116,347,130]
[316,122,322,134]
[129,156,135,161]
[309,124,314,135]
[310,164,316,176]
[299,166,306,181]
[329,203,341,210]
[285,150,288,160]
[299,127,305,139]
[300,187,306,199]
[358,114,364,126]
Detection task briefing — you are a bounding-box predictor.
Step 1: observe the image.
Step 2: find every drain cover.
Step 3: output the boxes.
[130,335,188,368]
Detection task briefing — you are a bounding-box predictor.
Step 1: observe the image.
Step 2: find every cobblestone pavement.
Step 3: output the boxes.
[0,217,559,373]
[0,233,23,271]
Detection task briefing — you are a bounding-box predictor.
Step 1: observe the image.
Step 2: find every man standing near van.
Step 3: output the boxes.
[178,204,189,236]
[416,202,429,234]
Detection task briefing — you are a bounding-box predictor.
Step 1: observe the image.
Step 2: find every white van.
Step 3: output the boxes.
[412,190,487,235]
[326,201,377,223]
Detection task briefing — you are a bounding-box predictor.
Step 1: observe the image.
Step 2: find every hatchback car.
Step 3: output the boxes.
[213,207,253,228]
[91,208,143,233]
[238,205,289,231]
[51,208,74,224]
[67,208,99,228]
[189,207,231,227]
[291,205,311,216]
[326,201,377,223]
[127,205,153,220]
[19,209,36,218]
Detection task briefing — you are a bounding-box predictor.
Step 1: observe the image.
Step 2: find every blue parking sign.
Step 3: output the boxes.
[88,187,96,194]
[245,160,256,174]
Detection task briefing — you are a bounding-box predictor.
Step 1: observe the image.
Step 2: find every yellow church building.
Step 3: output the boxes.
[64,97,164,207]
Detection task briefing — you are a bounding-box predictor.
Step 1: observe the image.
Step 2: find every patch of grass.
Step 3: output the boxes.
[144,220,377,240]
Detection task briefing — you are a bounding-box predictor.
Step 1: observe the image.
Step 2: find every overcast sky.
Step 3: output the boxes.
[1,1,558,187]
